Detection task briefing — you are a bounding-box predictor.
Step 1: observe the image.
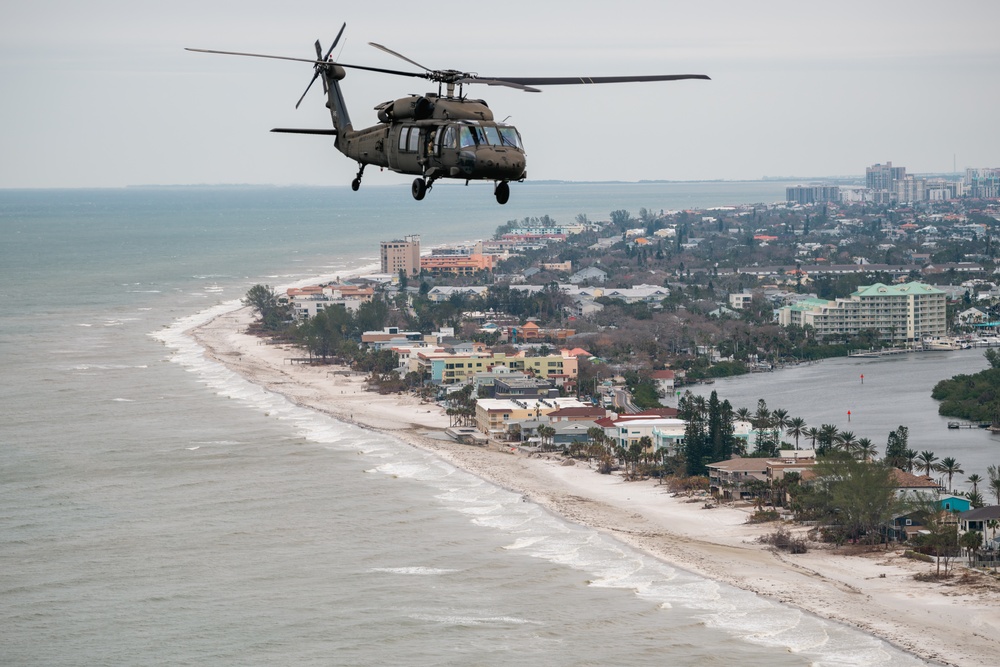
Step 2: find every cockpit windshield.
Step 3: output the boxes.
[454,124,522,150]
[497,126,523,149]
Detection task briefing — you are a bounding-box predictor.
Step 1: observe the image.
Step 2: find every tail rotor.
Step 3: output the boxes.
[295,23,346,109]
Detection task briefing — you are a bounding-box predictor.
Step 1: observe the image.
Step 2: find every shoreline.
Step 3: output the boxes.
[188,305,999,667]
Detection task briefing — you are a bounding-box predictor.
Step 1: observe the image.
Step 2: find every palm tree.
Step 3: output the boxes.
[804,426,821,450]
[934,457,964,492]
[771,408,790,432]
[785,416,807,450]
[734,406,752,423]
[855,437,878,463]
[916,450,939,477]
[818,423,839,454]
[966,473,983,496]
[965,490,985,508]
[903,449,919,473]
[990,478,1000,506]
[835,430,858,455]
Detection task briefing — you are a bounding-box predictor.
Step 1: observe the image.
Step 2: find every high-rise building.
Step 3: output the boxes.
[866,162,906,191]
[965,168,1000,198]
[380,235,421,277]
[786,185,841,205]
[777,281,946,344]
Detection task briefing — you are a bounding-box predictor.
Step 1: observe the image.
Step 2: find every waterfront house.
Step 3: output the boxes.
[957,506,1000,550]
[706,458,770,500]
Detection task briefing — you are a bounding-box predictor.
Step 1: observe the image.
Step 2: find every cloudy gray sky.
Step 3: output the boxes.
[1,1,998,188]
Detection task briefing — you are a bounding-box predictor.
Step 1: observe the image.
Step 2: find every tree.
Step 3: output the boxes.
[834,430,858,456]
[916,450,939,477]
[966,473,983,496]
[243,283,288,331]
[855,438,878,463]
[817,423,839,456]
[804,426,821,450]
[785,416,807,450]
[884,426,909,469]
[811,455,901,546]
[960,530,982,566]
[934,457,963,492]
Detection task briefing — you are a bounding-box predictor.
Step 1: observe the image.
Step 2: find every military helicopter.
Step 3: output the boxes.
[187,24,709,204]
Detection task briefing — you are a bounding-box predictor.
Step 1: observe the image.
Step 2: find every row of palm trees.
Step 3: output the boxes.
[732,402,1000,501]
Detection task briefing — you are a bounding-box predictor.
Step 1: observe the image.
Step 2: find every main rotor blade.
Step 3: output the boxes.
[485,74,711,86]
[368,42,432,72]
[458,77,541,93]
[185,48,427,80]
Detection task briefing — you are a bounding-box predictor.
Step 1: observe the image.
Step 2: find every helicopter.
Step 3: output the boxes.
[187,24,709,204]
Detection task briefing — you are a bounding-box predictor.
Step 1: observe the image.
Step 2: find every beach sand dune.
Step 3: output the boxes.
[192,306,1000,667]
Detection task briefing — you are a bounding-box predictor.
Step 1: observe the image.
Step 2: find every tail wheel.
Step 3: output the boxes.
[411,178,427,201]
[495,181,510,205]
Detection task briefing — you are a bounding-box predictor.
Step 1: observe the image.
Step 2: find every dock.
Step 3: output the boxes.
[848,348,913,358]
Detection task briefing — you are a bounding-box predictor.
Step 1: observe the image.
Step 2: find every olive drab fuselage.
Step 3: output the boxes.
[338,95,527,184]
[187,23,708,204]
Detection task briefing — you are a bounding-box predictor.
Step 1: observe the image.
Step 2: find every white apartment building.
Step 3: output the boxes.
[777,281,946,344]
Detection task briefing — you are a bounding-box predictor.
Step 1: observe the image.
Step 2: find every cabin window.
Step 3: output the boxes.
[498,126,522,148]
[440,126,457,150]
[398,126,420,153]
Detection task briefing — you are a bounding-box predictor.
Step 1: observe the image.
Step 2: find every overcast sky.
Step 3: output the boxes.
[1,1,998,188]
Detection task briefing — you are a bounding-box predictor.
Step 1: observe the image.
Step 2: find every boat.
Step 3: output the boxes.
[922,336,961,351]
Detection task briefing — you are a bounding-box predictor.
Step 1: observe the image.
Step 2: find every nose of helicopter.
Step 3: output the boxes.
[475,147,526,180]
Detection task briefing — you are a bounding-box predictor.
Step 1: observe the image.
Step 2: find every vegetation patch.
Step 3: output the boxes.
[758,526,808,553]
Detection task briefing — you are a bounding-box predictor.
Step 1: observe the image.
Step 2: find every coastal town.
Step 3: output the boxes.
[242,162,1000,555]
[214,163,1000,664]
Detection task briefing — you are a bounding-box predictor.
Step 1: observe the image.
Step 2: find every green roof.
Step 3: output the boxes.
[851,281,944,297]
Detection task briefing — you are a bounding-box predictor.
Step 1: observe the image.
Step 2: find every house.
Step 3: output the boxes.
[650,370,675,399]
[706,458,770,500]
[890,469,944,498]
[474,397,591,438]
[958,307,987,325]
[957,506,1000,550]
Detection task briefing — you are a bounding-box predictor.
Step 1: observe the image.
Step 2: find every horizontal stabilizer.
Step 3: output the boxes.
[270,128,338,135]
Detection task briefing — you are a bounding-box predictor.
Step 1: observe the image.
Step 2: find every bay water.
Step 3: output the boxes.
[688,352,1000,494]
[1,184,928,665]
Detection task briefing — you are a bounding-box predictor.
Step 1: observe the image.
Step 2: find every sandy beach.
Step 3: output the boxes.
[191,306,1000,667]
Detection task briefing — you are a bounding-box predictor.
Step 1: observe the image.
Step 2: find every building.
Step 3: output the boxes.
[777,281,947,344]
[419,253,495,276]
[419,350,579,386]
[474,397,590,438]
[866,162,906,193]
[965,168,1000,199]
[786,185,841,205]
[650,370,675,399]
[380,235,421,277]
[283,283,375,320]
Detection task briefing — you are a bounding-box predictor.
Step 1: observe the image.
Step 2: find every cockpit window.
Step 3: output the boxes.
[482,126,501,146]
[458,126,476,148]
[498,127,523,149]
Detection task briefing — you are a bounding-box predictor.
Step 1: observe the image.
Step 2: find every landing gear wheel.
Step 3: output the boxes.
[352,163,366,192]
[411,178,427,201]
[495,181,510,205]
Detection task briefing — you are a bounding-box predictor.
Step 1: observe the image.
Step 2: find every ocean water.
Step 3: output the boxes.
[0,184,927,666]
